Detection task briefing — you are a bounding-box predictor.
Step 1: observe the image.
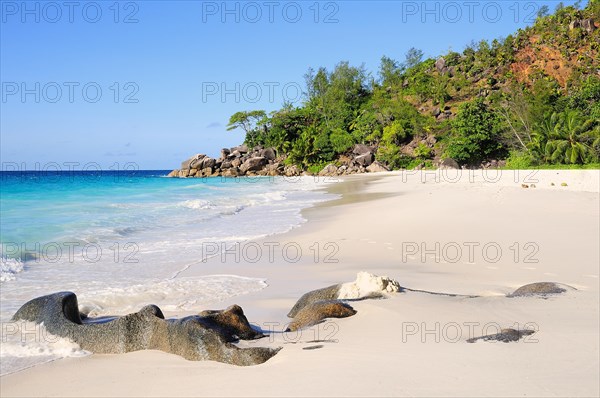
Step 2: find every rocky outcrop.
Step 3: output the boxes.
[507,282,574,298]
[168,135,506,178]
[435,57,446,73]
[169,145,287,179]
[168,140,395,179]
[286,300,356,332]
[569,18,596,33]
[12,292,280,366]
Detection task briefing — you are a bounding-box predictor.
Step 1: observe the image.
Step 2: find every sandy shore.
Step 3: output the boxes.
[1,169,598,397]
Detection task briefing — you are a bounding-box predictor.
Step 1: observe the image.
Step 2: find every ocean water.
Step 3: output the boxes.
[0,170,336,375]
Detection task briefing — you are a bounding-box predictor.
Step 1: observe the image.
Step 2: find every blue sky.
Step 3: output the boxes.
[1,0,579,169]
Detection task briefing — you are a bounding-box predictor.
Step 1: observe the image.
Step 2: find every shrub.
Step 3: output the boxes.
[445,98,505,164]
[505,151,538,168]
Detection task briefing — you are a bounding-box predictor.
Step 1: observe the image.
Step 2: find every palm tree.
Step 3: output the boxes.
[543,110,598,164]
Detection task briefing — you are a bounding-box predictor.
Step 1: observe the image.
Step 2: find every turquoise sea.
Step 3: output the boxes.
[0,170,334,374]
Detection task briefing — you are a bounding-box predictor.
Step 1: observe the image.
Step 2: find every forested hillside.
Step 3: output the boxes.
[227,1,599,171]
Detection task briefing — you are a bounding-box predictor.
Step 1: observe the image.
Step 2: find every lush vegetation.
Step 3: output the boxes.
[227,1,600,170]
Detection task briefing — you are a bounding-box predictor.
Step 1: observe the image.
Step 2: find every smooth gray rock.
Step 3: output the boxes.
[220,148,231,160]
[581,18,596,32]
[286,300,356,332]
[352,144,373,155]
[260,148,277,161]
[181,154,206,170]
[221,167,240,177]
[287,284,341,318]
[240,157,268,174]
[201,157,216,170]
[318,164,338,176]
[507,282,573,298]
[284,165,301,177]
[232,144,249,154]
[12,292,280,366]
[439,158,460,169]
[355,153,374,167]
[435,57,446,72]
[366,161,389,173]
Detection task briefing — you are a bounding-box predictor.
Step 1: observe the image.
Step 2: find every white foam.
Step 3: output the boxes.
[77,275,267,317]
[179,199,213,210]
[0,321,89,376]
[337,272,402,299]
[0,257,24,283]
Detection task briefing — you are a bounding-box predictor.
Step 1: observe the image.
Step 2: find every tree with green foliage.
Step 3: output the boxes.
[445,99,505,164]
[544,110,598,164]
[537,5,550,19]
[404,47,423,70]
[226,110,267,146]
[379,55,402,87]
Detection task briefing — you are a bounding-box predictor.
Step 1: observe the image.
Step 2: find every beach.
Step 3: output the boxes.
[1,169,599,397]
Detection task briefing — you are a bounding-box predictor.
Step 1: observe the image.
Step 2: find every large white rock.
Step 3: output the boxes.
[337,272,401,299]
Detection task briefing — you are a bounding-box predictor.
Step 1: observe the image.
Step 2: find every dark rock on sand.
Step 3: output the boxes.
[286,300,356,332]
[196,304,264,342]
[13,292,280,366]
[467,328,535,343]
[287,284,341,318]
[507,282,573,298]
[303,345,324,350]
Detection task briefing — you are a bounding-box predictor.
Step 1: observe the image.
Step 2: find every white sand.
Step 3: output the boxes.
[1,170,598,397]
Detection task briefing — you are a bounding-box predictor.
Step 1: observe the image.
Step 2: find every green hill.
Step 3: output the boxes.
[227,1,600,170]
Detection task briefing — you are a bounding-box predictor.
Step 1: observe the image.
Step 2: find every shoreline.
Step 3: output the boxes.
[1,170,598,397]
